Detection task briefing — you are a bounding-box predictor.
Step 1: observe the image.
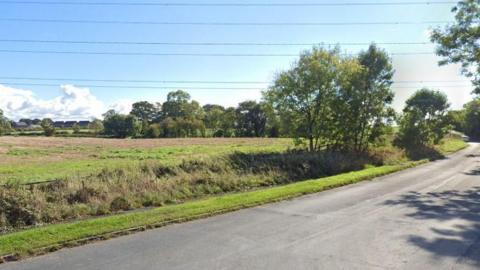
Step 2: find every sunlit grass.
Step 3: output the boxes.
[0,161,424,259]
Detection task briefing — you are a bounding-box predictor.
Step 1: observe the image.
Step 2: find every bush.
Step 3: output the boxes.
[40,118,56,137]
[0,190,40,228]
[145,124,162,138]
[110,196,132,212]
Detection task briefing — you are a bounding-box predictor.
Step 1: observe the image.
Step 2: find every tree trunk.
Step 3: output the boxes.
[309,136,314,152]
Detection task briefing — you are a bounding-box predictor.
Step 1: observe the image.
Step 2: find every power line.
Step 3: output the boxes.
[0,76,268,84]
[0,39,432,46]
[0,82,264,90]
[0,49,435,57]
[0,82,471,90]
[0,76,470,85]
[0,18,452,26]
[394,80,471,84]
[393,85,472,89]
[0,1,458,7]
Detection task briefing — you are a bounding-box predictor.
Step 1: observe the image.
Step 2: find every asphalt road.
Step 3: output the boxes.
[2,143,480,270]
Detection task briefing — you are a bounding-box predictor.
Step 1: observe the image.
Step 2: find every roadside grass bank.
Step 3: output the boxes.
[0,150,382,233]
[0,161,425,261]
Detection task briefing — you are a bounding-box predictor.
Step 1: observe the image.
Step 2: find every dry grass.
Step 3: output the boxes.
[0,150,381,233]
[0,136,287,149]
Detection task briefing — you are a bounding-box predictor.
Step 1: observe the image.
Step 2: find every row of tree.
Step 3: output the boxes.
[101,90,276,139]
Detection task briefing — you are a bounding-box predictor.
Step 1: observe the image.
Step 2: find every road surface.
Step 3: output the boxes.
[2,143,480,270]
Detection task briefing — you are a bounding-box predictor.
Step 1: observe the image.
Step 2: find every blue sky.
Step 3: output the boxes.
[0,0,475,120]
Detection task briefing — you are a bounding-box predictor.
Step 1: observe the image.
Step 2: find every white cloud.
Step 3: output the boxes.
[108,99,133,115]
[392,54,475,111]
[0,85,105,120]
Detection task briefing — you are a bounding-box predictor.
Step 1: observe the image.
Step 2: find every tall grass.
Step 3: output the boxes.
[0,150,382,233]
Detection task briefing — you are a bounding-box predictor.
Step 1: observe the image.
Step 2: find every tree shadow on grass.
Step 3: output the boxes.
[404,145,445,161]
[226,150,383,182]
[383,185,480,266]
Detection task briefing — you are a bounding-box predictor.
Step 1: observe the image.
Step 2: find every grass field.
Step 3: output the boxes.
[0,135,468,261]
[0,137,293,184]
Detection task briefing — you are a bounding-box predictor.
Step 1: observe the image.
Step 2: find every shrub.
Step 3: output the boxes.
[40,118,56,137]
[110,196,132,212]
[145,124,162,138]
[67,187,99,204]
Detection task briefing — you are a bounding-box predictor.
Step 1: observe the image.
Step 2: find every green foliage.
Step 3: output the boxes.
[161,90,204,120]
[265,45,395,152]
[154,90,207,137]
[40,118,56,137]
[464,98,480,139]
[431,0,480,94]
[235,101,267,137]
[396,89,451,147]
[447,110,466,132]
[266,47,341,151]
[103,111,141,138]
[144,123,162,138]
[0,109,11,135]
[219,107,236,137]
[130,101,161,123]
[88,119,104,135]
[160,117,205,138]
[203,104,225,132]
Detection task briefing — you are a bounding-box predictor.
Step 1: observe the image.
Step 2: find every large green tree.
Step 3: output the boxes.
[353,45,395,150]
[103,111,141,138]
[447,109,466,132]
[203,104,226,135]
[332,45,395,152]
[464,98,480,138]
[396,89,451,147]
[160,90,205,137]
[161,90,204,119]
[130,101,161,135]
[130,101,161,123]
[265,47,341,151]
[431,0,480,94]
[235,101,267,137]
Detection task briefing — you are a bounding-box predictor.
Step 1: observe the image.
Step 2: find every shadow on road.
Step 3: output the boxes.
[383,185,480,266]
[465,169,480,176]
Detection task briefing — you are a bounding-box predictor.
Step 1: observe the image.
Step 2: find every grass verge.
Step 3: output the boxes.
[0,160,425,261]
